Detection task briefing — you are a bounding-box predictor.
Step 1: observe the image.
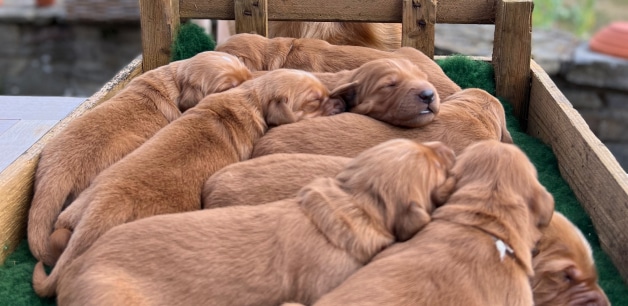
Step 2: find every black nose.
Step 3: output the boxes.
[418,90,434,104]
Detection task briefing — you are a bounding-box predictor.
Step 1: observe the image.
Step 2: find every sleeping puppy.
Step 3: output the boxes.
[532,212,610,306]
[206,160,609,306]
[216,33,461,99]
[299,140,555,306]
[268,22,401,50]
[27,51,252,266]
[252,88,512,157]
[45,139,455,305]
[251,58,440,127]
[202,153,350,209]
[32,69,349,297]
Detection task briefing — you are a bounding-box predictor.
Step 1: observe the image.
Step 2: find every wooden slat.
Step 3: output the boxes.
[0,58,142,264]
[492,0,533,129]
[527,60,628,284]
[234,0,268,36]
[179,0,496,24]
[401,0,436,58]
[139,0,180,72]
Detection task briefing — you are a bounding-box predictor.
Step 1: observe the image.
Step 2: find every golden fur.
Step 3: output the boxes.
[46,139,454,305]
[268,21,401,50]
[532,212,609,306]
[27,51,252,266]
[303,140,555,306]
[252,88,512,158]
[216,33,460,99]
[254,57,441,127]
[202,153,350,209]
[32,69,348,297]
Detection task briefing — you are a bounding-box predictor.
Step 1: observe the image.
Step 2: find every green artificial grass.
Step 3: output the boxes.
[0,50,625,305]
[170,22,216,62]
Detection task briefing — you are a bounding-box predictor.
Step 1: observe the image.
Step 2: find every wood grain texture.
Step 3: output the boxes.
[493,0,533,129]
[179,0,496,24]
[0,58,142,264]
[401,0,436,58]
[234,0,268,36]
[139,0,180,72]
[527,60,628,284]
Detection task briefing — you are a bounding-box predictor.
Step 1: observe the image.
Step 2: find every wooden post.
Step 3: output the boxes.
[234,0,268,36]
[493,0,533,129]
[139,0,180,72]
[401,0,437,58]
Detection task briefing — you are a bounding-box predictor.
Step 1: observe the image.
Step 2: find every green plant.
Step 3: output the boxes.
[533,0,596,37]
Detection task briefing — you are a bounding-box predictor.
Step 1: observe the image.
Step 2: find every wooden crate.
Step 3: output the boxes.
[1,0,627,285]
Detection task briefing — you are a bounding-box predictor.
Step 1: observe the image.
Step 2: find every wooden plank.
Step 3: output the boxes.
[0,58,142,264]
[179,0,496,24]
[139,0,180,72]
[527,60,628,283]
[0,96,85,120]
[0,120,58,171]
[234,0,268,36]
[492,0,533,129]
[401,0,436,58]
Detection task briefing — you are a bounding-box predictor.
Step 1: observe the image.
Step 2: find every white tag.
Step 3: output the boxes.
[495,238,514,262]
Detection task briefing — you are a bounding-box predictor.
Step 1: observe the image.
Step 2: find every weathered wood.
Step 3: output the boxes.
[0,96,86,120]
[139,0,180,72]
[0,58,142,264]
[527,60,628,284]
[401,0,436,58]
[234,0,268,36]
[493,0,533,129]
[179,0,496,24]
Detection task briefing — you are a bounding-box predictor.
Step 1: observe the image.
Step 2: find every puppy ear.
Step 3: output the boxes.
[329,81,358,111]
[501,126,514,144]
[431,176,457,207]
[265,97,298,127]
[394,201,431,242]
[530,186,555,228]
[176,83,205,112]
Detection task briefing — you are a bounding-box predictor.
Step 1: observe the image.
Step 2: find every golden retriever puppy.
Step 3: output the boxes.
[268,22,401,50]
[202,153,350,209]
[44,139,455,305]
[216,33,460,99]
[251,57,440,127]
[27,51,251,266]
[532,212,610,306]
[252,88,512,158]
[299,140,555,306]
[207,162,609,306]
[32,69,349,297]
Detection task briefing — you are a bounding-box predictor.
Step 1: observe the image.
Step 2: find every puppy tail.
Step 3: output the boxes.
[32,261,59,297]
[28,175,75,265]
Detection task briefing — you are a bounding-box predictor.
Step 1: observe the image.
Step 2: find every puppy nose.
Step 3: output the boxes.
[418,90,434,104]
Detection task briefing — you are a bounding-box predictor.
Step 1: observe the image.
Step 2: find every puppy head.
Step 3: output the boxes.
[532,212,609,306]
[215,33,294,71]
[450,140,555,246]
[336,139,456,241]
[336,58,440,128]
[175,51,252,112]
[256,69,347,127]
[443,88,513,144]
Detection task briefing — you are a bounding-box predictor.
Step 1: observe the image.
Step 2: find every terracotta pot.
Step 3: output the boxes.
[589,22,628,59]
[36,0,55,7]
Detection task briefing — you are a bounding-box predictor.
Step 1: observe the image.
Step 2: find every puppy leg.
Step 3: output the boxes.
[47,196,92,264]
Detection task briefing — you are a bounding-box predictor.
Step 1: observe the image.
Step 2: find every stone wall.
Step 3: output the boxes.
[0,21,142,97]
